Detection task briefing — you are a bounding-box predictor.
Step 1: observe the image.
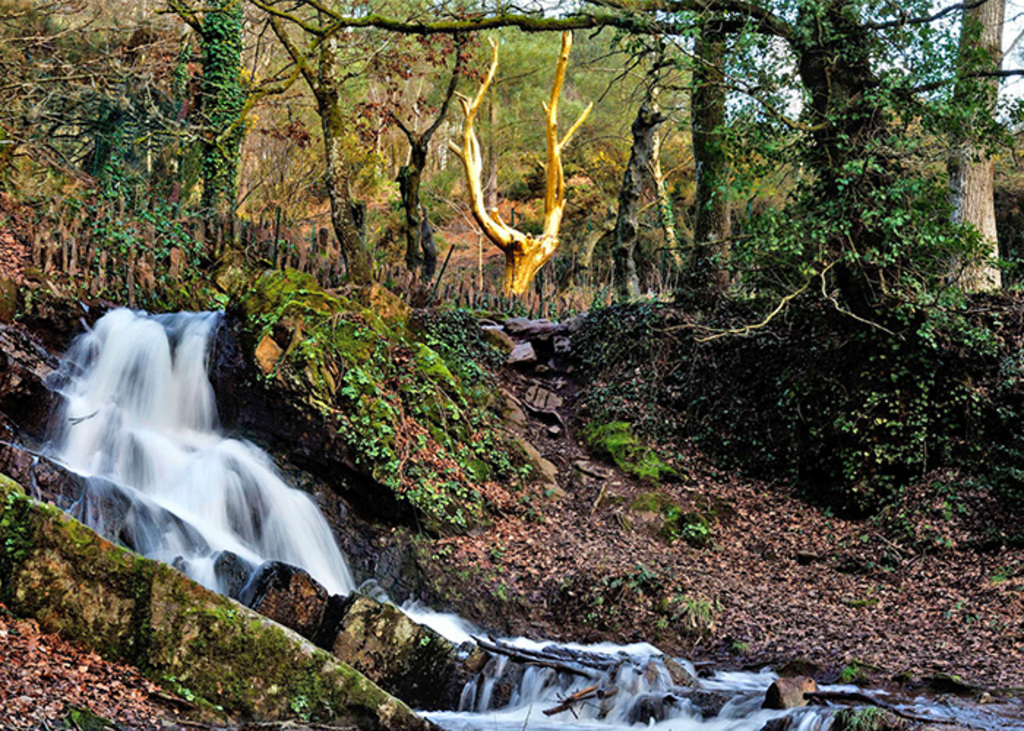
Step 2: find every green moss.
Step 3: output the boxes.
[0,477,35,602]
[584,421,677,484]
[630,491,675,513]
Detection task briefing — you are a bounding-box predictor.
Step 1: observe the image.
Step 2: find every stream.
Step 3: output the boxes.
[43,308,1024,731]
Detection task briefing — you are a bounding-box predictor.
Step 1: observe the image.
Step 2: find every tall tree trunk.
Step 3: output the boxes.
[318,39,373,285]
[614,98,664,298]
[690,20,730,294]
[795,0,897,317]
[949,0,1005,291]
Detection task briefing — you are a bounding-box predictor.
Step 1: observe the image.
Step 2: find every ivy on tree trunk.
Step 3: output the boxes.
[200,0,244,222]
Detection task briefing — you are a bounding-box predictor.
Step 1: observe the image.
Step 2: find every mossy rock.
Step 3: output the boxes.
[830,707,907,731]
[0,474,428,729]
[628,490,716,547]
[584,421,677,484]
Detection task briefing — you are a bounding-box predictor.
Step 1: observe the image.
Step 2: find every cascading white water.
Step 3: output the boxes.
[49,308,354,596]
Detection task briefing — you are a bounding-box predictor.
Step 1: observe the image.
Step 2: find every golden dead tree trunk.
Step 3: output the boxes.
[449,32,592,295]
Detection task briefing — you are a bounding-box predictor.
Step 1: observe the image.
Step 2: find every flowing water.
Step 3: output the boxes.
[49,308,353,596]
[44,309,1024,731]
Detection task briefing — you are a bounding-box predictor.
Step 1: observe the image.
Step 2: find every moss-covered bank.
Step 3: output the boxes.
[0,473,429,729]
[233,270,529,533]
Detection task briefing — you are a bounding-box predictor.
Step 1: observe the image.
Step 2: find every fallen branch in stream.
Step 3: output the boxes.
[473,637,626,680]
[542,685,619,716]
[805,691,977,727]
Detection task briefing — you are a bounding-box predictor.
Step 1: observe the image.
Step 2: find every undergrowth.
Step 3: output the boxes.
[574,293,1024,531]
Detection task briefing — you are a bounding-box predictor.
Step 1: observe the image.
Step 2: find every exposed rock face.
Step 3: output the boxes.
[330,595,488,711]
[208,314,413,526]
[481,326,515,353]
[507,342,537,366]
[762,676,818,709]
[0,474,429,729]
[0,322,58,438]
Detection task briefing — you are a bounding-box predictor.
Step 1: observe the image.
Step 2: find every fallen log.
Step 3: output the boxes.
[804,691,970,726]
[474,637,625,679]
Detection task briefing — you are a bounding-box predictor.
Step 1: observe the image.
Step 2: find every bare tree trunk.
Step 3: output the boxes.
[398,142,429,274]
[485,90,499,212]
[691,21,731,295]
[949,0,1004,291]
[614,98,664,298]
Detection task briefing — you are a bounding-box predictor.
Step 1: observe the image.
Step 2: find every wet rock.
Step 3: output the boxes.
[762,676,818,709]
[760,718,794,731]
[688,689,730,718]
[664,657,697,687]
[507,342,537,366]
[628,693,672,724]
[0,476,430,728]
[562,313,587,334]
[213,550,257,600]
[469,656,525,711]
[481,326,515,353]
[329,595,487,711]
[922,672,979,695]
[502,317,539,336]
[517,437,558,488]
[547,424,563,438]
[0,442,82,507]
[15,289,98,351]
[254,333,284,375]
[238,561,330,641]
[208,315,414,526]
[499,389,528,429]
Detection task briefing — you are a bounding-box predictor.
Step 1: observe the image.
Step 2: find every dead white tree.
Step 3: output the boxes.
[449,32,592,295]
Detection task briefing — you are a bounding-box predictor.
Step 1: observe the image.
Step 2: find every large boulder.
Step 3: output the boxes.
[762,676,818,710]
[330,595,488,711]
[0,473,430,729]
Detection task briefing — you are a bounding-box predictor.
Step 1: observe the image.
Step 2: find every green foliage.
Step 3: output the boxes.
[59,706,121,731]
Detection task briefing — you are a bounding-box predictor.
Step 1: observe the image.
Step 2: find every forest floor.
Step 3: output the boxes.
[420,337,1024,695]
[0,605,188,729]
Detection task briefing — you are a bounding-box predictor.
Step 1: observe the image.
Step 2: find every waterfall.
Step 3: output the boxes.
[48,308,354,597]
